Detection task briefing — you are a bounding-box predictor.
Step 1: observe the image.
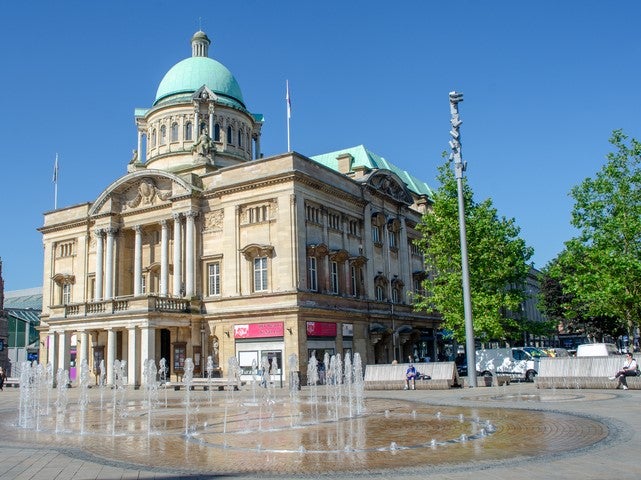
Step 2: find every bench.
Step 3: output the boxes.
[364,362,460,390]
[165,378,244,391]
[536,356,641,389]
[4,377,20,388]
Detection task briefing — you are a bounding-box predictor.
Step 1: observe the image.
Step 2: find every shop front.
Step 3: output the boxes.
[234,322,284,385]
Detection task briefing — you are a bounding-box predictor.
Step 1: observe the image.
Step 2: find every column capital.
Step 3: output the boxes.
[105,227,118,236]
[173,212,182,221]
[185,210,199,219]
[160,219,168,228]
[133,224,143,234]
[94,227,105,237]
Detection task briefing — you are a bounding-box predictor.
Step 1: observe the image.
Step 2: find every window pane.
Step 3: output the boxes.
[208,262,220,296]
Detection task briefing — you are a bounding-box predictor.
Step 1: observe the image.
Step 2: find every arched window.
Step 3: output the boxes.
[214,124,220,141]
[160,125,167,145]
[151,129,157,147]
[184,122,193,140]
[238,129,243,147]
[227,126,233,144]
[170,122,179,142]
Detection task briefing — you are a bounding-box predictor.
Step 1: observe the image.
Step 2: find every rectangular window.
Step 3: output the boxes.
[351,266,357,296]
[62,283,72,305]
[308,257,318,291]
[389,231,398,248]
[208,262,221,296]
[254,257,268,292]
[372,225,380,243]
[330,261,339,294]
[141,275,147,294]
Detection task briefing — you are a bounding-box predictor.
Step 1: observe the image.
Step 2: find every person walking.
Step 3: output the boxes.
[609,352,638,390]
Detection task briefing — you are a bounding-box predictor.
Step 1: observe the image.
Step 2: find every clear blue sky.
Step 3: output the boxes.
[1,1,640,290]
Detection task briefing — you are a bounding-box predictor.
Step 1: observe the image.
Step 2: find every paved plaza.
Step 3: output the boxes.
[0,382,638,480]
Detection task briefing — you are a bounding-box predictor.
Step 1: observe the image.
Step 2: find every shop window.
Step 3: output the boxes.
[173,343,186,373]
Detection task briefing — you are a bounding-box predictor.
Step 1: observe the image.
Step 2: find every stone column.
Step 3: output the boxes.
[363,205,374,299]
[134,225,143,296]
[399,216,412,300]
[105,228,116,300]
[57,331,69,379]
[48,331,57,374]
[95,229,104,301]
[127,326,138,386]
[193,106,199,137]
[185,211,198,297]
[107,329,116,385]
[208,103,215,138]
[77,330,89,385]
[173,213,182,296]
[140,326,156,385]
[160,220,169,295]
[137,130,142,162]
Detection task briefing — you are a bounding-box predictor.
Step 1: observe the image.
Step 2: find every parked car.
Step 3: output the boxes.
[475,347,540,382]
[576,343,620,357]
[522,347,550,358]
[544,347,570,357]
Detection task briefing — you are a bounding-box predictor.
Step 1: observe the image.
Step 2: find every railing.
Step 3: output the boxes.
[55,295,196,318]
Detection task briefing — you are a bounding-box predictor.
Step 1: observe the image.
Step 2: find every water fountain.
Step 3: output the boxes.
[7,354,609,476]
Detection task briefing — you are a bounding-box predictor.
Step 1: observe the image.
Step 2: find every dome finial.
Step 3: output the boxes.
[191,30,210,58]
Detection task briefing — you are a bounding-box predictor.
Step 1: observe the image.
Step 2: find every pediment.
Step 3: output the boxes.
[367,171,413,205]
[193,85,218,102]
[89,170,194,216]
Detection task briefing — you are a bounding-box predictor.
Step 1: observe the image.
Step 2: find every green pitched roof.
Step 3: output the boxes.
[310,145,433,199]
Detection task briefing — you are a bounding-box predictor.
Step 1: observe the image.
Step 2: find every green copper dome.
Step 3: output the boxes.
[154,32,245,108]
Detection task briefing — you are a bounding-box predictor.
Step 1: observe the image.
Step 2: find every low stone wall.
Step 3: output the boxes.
[364,362,459,390]
[536,356,640,389]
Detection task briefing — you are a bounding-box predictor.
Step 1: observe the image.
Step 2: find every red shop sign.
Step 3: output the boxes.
[234,322,284,339]
[306,321,337,337]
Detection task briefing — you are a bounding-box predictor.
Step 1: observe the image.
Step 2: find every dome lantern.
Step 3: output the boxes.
[191,30,210,57]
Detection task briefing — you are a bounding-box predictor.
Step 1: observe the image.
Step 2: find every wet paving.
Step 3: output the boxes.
[4,387,610,476]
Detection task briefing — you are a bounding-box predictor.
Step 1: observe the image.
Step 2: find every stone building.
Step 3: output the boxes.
[38,31,439,386]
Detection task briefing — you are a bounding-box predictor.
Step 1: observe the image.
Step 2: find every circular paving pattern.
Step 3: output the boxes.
[5,392,610,476]
[467,391,617,403]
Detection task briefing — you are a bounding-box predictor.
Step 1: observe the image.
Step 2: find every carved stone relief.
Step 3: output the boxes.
[123,178,172,210]
[202,209,224,233]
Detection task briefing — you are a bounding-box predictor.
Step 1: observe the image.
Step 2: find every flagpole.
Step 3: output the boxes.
[53,154,58,209]
[286,80,291,152]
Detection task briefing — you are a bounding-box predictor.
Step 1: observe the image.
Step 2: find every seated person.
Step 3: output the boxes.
[609,352,638,390]
[405,363,417,390]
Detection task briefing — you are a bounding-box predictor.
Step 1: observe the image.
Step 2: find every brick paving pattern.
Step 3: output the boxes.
[0,383,638,479]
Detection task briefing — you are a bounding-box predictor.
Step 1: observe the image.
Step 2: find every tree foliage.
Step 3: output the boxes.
[414,161,533,343]
[552,130,641,338]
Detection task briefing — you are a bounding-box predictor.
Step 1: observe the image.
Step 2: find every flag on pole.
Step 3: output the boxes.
[52,154,59,183]
[286,80,291,119]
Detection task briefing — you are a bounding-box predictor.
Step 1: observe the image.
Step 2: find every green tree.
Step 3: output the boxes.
[415,161,534,343]
[556,130,641,341]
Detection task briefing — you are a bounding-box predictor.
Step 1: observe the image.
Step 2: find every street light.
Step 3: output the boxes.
[448,91,477,388]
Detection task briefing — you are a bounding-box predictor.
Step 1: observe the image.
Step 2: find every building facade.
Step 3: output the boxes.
[38,31,439,386]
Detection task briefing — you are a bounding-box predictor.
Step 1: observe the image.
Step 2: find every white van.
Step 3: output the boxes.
[576,343,620,357]
[475,347,539,382]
